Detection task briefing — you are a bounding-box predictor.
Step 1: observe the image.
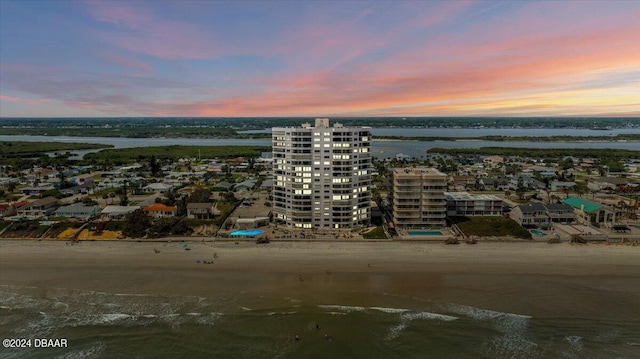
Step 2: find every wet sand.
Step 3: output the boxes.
[1,240,639,320]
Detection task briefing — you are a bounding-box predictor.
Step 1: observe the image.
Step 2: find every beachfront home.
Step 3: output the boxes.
[55,203,100,219]
[143,203,177,218]
[510,203,548,228]
[562,197,616,225]
[186,203,215,219]
[510,202,576,229]
[545,204,576,224]
[101,205,140,221]
[0,203,17,217]
[16,196,59,219]
[235,217,270,230]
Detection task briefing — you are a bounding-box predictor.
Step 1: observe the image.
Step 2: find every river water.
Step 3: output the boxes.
[1,128,639,160]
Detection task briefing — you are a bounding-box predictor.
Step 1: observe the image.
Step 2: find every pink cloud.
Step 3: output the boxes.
[86,1,217,59]
[0,94,51,106]
[98,51,154,74]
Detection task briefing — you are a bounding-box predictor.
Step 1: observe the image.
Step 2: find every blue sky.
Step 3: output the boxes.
[1,0,638,117]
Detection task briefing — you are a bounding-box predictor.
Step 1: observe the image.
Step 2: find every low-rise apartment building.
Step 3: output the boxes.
[445,192,503,217]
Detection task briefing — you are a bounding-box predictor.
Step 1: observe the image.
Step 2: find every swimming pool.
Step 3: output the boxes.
[230,229,265,236]
[530,229,545,237]
[407,230,443,236]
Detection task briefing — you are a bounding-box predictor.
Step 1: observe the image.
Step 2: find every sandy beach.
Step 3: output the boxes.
[2,240,639,320]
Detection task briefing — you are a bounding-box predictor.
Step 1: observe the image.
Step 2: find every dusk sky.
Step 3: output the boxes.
[0,0,638,118]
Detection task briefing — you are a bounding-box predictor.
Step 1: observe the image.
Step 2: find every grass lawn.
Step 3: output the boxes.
[362,226,388,239]
[451,216,531,239]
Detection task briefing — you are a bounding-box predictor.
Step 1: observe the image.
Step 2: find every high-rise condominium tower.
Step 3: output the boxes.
[272,118,372,229]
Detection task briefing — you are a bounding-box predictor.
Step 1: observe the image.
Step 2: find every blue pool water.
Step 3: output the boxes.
[408,230,443,236]
[230,229,265,236]
[530,229,545,237]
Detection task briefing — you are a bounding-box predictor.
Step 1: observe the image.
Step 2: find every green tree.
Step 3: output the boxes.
[189,188,212,203]
[516,177,525,200]
[149,155,162,177]
[122,209,150,238]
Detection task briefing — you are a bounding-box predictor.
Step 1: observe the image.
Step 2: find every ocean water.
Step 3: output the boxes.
[2,284,638,359]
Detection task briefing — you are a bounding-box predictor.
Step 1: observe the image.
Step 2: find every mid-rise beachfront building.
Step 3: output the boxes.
[391,167,447,228]
[272,118,372,229]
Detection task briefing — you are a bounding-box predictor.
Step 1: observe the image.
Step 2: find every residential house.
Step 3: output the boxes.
[71,174,94,186]
[0,203,17,217]
[480,177,510,191]
[257,152,273,165]
[213,181,234,191]
[562,197,617,225]
[60,184,92,196]
[544,204,576,224]
[482,155,504,166]
[260,179,274,190]
[16,196,59,218]
[143,203,177,218]
[587,177,632,193]
[144,183,173,193]
[450,175,476,191]
[530,166,556,178]
[54,203,100,219]
[19,186,54,196]
[509,176,545,191]
[101,205,140,221]
[233,179,257,192]
[207,164,223,174]
[550,181,576,192]
[0,177,19,187]
[187,203,214,219]
[510,203,549,228]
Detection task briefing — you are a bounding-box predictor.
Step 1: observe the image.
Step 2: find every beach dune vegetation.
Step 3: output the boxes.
[451,216,532,239]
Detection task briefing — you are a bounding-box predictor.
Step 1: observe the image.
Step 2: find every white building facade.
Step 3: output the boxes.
[391,167,447,228]
[272,118,372,229]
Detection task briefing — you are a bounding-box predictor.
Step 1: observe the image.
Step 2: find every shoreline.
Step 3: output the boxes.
[1,240,639,320]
